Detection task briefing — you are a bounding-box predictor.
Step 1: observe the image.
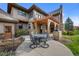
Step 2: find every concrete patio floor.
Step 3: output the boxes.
[15,36,73,56]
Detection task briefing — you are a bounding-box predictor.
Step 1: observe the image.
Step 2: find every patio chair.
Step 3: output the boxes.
[29,34,38,49]
[40,32,49,41]
[39,33,49,48]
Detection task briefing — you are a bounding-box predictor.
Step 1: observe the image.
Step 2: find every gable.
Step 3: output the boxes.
[7,3,28,14]
[27,4,48,16]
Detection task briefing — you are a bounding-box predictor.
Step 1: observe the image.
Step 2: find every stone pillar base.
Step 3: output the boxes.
[53,31,62,41]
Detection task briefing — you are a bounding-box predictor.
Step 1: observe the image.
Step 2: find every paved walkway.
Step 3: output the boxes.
[15,36,73,56]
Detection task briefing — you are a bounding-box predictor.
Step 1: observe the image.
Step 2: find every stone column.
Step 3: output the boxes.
[30,22,34,34]
[53,23,62,41]
[54,23,57,31]
[34,22,38,34]
[47,19,51,34]
[59,5,63,31]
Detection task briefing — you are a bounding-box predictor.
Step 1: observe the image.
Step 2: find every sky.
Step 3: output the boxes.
[0,3,79,26]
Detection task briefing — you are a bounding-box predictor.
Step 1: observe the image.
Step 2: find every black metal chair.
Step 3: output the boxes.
[29,33,49,49]
[39,33,49,48]
[29,34,38,49]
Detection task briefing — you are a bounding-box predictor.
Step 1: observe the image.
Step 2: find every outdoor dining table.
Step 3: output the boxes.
[32,34,48,43]
[34,34,47,38]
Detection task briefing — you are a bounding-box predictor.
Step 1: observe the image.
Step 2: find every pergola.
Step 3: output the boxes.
[30,15,59,34]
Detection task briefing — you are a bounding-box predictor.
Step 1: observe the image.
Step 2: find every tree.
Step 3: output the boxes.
[65,17,74,35]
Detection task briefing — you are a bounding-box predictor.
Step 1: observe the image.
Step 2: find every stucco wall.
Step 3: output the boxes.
[29,10,45,20]
[0,22,15,35]
[33,10,45,19]
[11,7,45,21]
[0,11,17,21]
[0,23,4,33]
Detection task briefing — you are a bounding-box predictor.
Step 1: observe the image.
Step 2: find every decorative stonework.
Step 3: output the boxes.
[53,31,62,40]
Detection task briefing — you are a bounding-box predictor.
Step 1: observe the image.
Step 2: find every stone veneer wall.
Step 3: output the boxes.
[53,31,62,40]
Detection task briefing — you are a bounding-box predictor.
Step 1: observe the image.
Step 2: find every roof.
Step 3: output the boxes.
[27,4,48,16]
[49,8,60,15]
[0,18,17,23]
[33,15,59,24]
[7,3,28,13]
[49,5,63,16]
[7,3,48,16]
[49,16,59,23]
[7,3,61,24]
[0,8,18,23]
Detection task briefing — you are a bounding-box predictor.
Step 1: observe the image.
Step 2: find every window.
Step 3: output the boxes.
[29,11,33,18]
[19,24,23,29]
[18,10,26,16]
[39,15,41,18]
[5,26,12,33]
[35,14,41,19]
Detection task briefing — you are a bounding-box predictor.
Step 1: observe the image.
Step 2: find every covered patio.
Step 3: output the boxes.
[30,15,59,34]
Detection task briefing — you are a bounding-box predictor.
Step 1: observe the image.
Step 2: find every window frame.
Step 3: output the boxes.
[19,24,23,29]
[18,10,26,16]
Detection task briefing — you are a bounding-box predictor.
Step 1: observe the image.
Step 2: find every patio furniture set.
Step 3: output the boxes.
[30,33,49,49]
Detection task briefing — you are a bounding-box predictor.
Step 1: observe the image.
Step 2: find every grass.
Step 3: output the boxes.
[63,35,79,56]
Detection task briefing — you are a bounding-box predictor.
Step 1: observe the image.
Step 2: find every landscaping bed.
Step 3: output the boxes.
[0,37,24,56]
[15,29,29,37]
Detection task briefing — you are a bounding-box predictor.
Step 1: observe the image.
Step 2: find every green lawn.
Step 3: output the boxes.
[63,35,79,56]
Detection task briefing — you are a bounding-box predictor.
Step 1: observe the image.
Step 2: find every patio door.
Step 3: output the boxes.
[4,26,12,39]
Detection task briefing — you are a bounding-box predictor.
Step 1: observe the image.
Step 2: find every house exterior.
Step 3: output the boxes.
[0,3,63,39]
[0,8,18,39]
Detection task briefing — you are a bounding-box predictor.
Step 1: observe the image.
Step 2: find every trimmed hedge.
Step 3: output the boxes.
[63,31,74,35]
[63,29,79,35]
[15,29,29,37]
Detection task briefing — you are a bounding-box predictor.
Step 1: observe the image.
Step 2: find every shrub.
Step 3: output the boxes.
[69,31,74,35]
[0,51,15,56]
[62,31,67,35]
[63,31,74,35]
[15,29,29,37]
